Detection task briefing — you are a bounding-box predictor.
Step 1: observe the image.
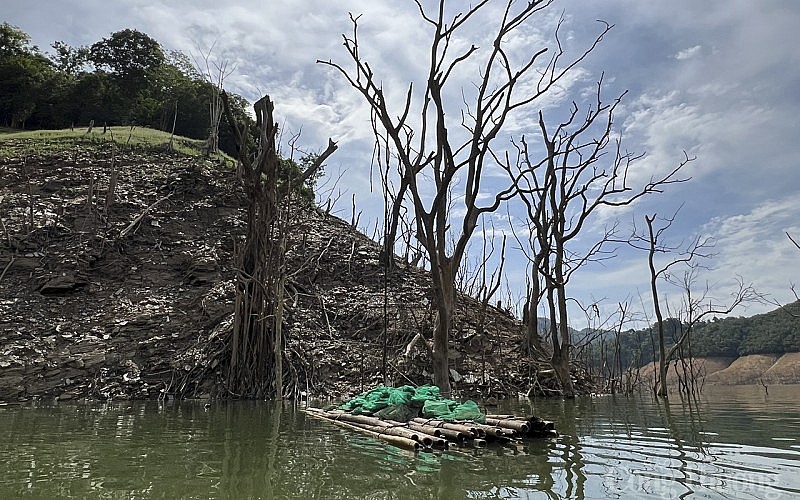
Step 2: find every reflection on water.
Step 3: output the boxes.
[1,385,800,499]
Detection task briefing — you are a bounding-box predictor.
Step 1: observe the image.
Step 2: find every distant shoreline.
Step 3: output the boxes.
[639,353,800,386]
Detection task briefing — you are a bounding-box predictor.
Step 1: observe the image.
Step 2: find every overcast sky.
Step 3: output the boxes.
[6,0,799,327]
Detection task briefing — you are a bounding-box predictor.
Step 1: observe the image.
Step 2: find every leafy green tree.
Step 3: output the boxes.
[0,25,55,128]
[89,29,165,78]
[49,41,89,77]
[0,24,259,147]
[27,70,73,129]
[0,23,37,58]
[87,29,166,123]
[68,71,122,125]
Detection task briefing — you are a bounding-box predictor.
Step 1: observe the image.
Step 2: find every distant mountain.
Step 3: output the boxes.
[589,301,800,368]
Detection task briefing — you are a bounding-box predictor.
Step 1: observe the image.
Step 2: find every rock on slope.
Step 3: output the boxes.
[0,139,560,401]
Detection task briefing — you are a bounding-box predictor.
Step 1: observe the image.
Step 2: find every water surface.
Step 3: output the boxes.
[2,385,799,499]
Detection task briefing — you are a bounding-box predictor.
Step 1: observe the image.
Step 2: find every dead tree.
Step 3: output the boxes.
[506,79,691,397]
[787,232,800,304]
[221,92,337,398]
[508,170,549,356]
[475,232,507,386]
[639,211,708,398]
[319,0,609,395]
[370,108,410,270]
[192,42,234,156]
[671,270,756,397]
[629,211,756,397]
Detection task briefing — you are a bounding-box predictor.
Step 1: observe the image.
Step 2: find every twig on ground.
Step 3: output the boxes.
[0,256,15,283]
[120,193,172,238]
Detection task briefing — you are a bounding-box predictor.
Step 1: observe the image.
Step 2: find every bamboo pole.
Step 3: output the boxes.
[406,421,465,442]
[411,418,484,438]
[525,416,556,434]
[315,409,433,446]
[304,408,421,451]
[485,417,530,433]
[470,423,515,441]
[376,424,432,447]
[306,407,556,450]
[359,422,433,447]
[486,414,556,435]
[385,420,447,449]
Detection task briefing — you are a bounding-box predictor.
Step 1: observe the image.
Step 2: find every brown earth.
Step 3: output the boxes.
[638,353,800,388]
[704,354,780,385]
[0,139,568,402]
[638,357,736,388]
[762,353,800,383]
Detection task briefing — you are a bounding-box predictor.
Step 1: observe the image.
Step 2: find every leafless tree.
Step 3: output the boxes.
[319,0,611,395]
[628,210,756,397]
[451,220,508,387]
[192,42,235,156]
[669,269,757,397]
[758,232,800,315]
[604,301,635,394]
[788,232,800,303]
[506,80,691,397]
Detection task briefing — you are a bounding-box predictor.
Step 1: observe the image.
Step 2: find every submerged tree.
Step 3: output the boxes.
[628,211,757,397]
[320,0,613,395]
[506,80,690,397]
[222,92,336,398]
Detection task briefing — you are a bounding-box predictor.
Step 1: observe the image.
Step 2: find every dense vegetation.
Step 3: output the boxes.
[591,301,800,369]
[0,23,253,157]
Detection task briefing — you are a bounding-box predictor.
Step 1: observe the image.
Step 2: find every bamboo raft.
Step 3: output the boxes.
[304,407,557,452]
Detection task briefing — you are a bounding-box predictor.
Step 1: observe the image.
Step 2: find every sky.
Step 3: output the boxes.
[6,0,800,329]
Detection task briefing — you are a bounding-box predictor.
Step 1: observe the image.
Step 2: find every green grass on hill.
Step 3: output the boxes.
[0,126,232,161]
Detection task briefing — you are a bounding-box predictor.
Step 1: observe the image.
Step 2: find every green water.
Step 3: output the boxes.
[2,385,800,499]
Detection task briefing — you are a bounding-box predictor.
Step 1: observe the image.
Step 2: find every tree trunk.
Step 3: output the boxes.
[550,231,575,398]
[525,272,544,354]
[646,216,669,398]
[554,282,575,398]
[273,238,286,398]
[380,181,409,270]
[431,261,454,396]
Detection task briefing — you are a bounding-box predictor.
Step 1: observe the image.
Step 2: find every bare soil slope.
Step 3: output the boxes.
[762,353,800,383]
[0,139,563,402]
[638,357,735,388]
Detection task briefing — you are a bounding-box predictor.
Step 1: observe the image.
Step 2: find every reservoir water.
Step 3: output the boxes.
[2,385,799,499]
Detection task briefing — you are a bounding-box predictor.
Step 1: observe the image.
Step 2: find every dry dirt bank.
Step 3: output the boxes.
[638,353,800,388]
[1,139,568,402]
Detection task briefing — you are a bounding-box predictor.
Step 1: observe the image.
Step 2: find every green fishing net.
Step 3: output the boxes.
[339,385,485,423]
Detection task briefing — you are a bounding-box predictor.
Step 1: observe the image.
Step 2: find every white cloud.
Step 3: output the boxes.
[4,0,800,323]
[702,196,800,304]
[675,44,702,60]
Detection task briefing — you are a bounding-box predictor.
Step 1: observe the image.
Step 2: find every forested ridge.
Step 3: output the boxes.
[594,301,800,369]
[0,23,253,157]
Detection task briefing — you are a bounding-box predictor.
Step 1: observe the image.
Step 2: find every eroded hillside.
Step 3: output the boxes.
[0,138,565,402]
